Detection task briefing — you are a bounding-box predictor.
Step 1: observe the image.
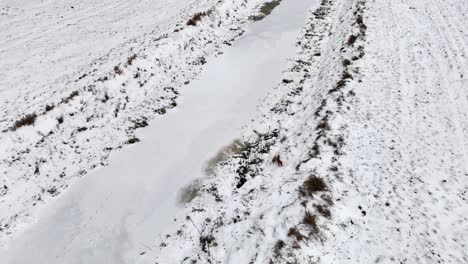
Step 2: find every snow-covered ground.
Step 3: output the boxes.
[1,0,467,263]
[143,0,468,263]
[0,0,272,244]
[0,0,311,262]
[326,0,468,262]
[0,0,198,98]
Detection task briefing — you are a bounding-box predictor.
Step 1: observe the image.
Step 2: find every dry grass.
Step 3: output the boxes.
[102,92,110,103]
[311,143,320,158]
[187,11,212,26]
[12,113,38,130]
[342,70,353,80]
[316,117,330,131]
[342,59,351,67]
[61,90,79,104]
[356,14,367,33]
[127,137,140,144]
[299,175,327,197]
[45,104,55,112]
[114,66,123,75]
[347,35,358,46]
[273,240,285,257]
[314,204,331,218]
[249,0,282,21]
[57,115,64,124]
[199,235,216,253]
[302,212,319,234]
[287,227,305,241]
[336,79,347,89]
[127,54,137,66]
[272,154,283,167]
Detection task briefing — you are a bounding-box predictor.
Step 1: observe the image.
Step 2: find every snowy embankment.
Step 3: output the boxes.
[150,0,468,263]
[0,0,272,244]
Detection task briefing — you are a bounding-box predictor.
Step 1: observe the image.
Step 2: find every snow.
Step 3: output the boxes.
[1,0,468,262]
[0,0,202,98]
[0,0,271,243]
[144,0,468,263]
[0,0,311,263]
[324,0,468,262]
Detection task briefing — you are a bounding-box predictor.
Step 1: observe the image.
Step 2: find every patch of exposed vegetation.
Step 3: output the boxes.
[199,234,216,253]
[249,0,282,21]
[178,179,202,205]
[187,10,213,26]
[61,90,80,104]
[11,113,38,131]
[299,175,327,198]
[204,139,247,176]
[127,137,140,144]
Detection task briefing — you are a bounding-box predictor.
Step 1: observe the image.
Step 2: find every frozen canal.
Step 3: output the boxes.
[1,0,312,263]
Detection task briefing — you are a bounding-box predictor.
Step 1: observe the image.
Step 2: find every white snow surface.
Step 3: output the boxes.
[0,0,312,263]
[143,0,468,263]
[0,0,196,97]
[0,0,272,248]
[1,0,468,263]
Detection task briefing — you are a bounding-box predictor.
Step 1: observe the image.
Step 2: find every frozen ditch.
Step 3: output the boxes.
[0,0,312,263]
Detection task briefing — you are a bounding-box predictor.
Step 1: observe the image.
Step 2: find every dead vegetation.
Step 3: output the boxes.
[249,0,282,21]
[347,34,358,46]
[234,130,279,189]
[12,113,38,131]
[127,137,140,144]
[302,212,319,235]
[315,117,331,131]
[114,65,123,75]
[342,70,353,80]
[312,0,332,19]
[97,76,109,82]
[299,175,328,197]
[102,92,110,103]
[187,10,212,26]
[57,115,64,124]
[45,104,55,112]
[199,234,216,253]
[314,204,331,218]
[273,240,285,257]
[61,90,79,104]
[126,54,137,66]
[205,139,247,176]
[287,226,305,241]
[342,59,351,67]
[272,154,283,167]
[356,14,367,34]
[178,179,202,205]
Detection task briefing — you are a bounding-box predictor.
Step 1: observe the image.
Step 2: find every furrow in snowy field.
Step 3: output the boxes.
[149,0,468,263]
[0,0,273,245]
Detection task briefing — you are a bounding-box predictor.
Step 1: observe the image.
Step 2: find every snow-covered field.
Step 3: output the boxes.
[1,0,468,263]
[144,0,468,263]
[0,0,311,262]
[0,0,271,246]
[0,0,198,97]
